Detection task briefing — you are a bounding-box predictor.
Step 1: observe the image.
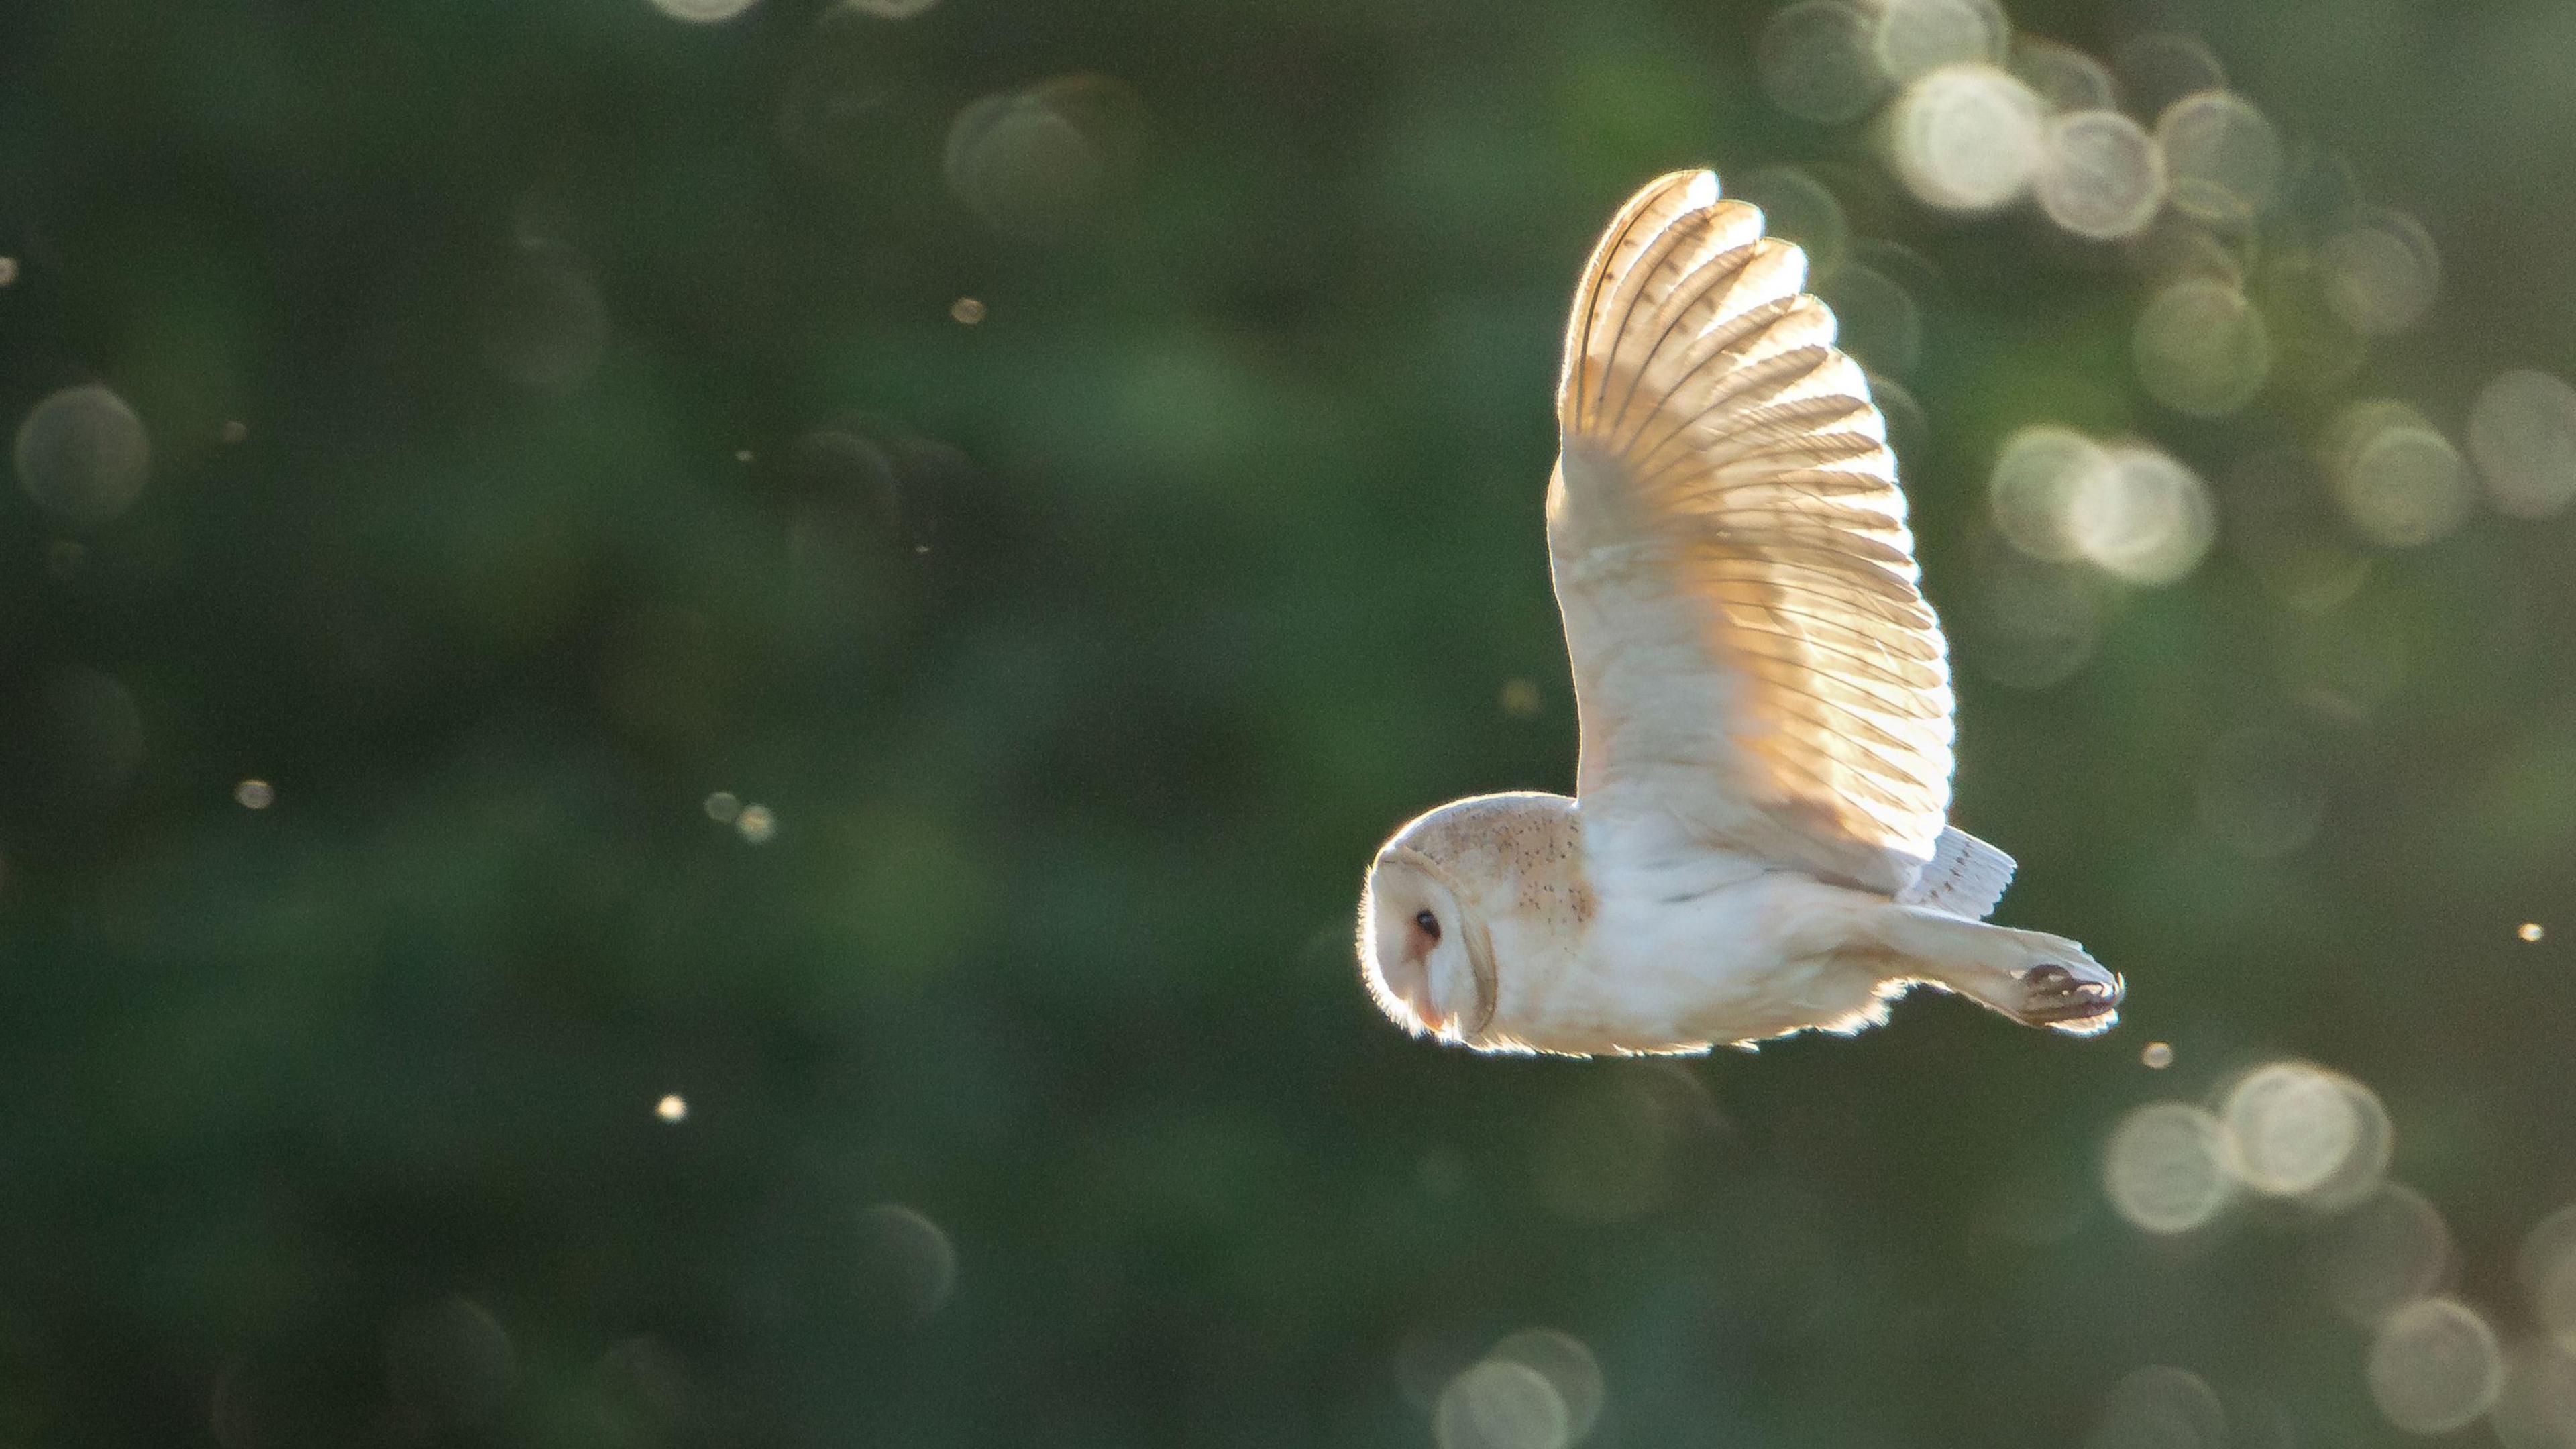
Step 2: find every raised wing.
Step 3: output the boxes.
[1550,169,1955,895]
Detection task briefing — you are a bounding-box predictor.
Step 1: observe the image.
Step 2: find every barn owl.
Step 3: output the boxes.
[1358,169,2122,1055]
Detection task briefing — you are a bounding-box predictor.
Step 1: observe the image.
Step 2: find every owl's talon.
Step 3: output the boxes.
[2015,961,2123,1030]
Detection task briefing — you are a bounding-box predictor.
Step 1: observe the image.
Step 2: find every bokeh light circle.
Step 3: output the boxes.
[384,1296,516,1428]
[1990,425,2112,561]
[1733,167,1850,279]
[2522,1206,2576,1352]
[1758,3,1885,125]
[2493,1342,2576,1449]
[2157,91,2282,228]
[16,384,151,527]
[2035,109,2167,240]
[2328,401,2473,548]
[2322,207,2440,337]
[2219,1061,2390,1205]
[2133,277,2270,416]
[2468,369,2576,519]
[2196,729,2326,860]
[2012,36,2118,113]
[863,1202,959,1318]
[2069,445,2216,586]
[2085,1364,2228,1449]
[1819,263,1922,376]
[1970,555,2100,690]
[1870,0,2008,83]
[648,0,759,19]
[1488,1330,1604,1443]
[2368,1297,2504,1434]
[1888,64,2045,213]
[2104,1101,2233,1234]
[2114,34,2227,121]
[1436,1360,1571,1449]
[944,76,1144,238]
[2310,1183,2454,1327]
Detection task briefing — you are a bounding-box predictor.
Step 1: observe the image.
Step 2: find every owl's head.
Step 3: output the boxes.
[1358,830,1499,1044]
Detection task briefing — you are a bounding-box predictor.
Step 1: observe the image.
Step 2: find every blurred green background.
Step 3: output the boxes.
[3,0,2575,1445]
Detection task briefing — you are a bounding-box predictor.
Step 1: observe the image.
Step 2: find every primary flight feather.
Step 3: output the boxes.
[1358,169,2121,1055]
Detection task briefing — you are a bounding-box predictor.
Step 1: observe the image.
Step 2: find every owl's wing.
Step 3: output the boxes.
[1550,169,1955,896]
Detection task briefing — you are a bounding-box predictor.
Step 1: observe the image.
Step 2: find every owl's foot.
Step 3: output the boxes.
[1864,906,2123,1036]
[2015,959,2123,1034]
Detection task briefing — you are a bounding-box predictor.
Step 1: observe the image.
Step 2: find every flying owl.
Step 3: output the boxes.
[1358,169,2122,1055]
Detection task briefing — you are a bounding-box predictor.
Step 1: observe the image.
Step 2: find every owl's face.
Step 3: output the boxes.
[1358,847,1497,1041]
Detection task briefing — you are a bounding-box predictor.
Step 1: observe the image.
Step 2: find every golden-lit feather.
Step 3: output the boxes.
[1550,168,1954,894]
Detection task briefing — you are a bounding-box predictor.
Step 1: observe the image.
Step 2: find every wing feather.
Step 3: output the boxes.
[1551,169,1958,894]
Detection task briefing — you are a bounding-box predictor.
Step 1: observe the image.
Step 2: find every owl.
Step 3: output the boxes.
[1358,169,2121,1055]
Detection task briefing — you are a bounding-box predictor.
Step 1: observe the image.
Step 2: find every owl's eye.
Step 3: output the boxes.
[1413,910,1442,942]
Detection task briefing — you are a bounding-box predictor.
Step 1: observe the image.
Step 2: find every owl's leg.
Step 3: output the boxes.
[1852,904,2121,1034]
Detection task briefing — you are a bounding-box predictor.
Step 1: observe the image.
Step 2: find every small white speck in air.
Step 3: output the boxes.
[0,257,18,286]
[703,791,741,823]
[235,780,276,810]
[733,449,755,464]
[17,383,152,528]
[2104,1101,2233,1233]
[737,804,777,843]
[845,0,941,15]
[1888,64,2045,213]
[1756,2,1884,125]
[2469,370,2576,520]
[2522,922,2548,943]
[647,0,759,21]
[220,421,248,445]
[1499,679,1542,717]
[655,1094,688,1122]
[2369,1297,2504,1434]
[950,297,987,325]
[2141,1042,2174,1069]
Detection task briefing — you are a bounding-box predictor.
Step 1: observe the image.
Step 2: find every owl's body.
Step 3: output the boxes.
[1358,170,2121,1055]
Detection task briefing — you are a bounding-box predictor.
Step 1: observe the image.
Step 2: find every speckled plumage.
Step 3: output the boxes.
[1356,170,2123,1056]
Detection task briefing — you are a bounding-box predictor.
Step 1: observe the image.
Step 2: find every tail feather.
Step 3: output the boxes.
[1896,827,2015,920]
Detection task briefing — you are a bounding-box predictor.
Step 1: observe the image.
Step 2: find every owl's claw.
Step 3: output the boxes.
[2017,961,2123,1034]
